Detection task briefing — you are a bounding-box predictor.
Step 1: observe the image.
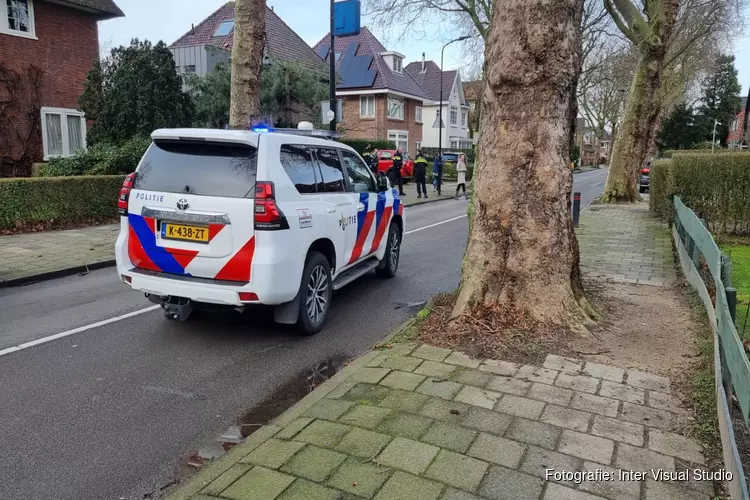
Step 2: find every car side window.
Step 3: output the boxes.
[341,151,376,193]
[314,147,346,193]
[280,144,318,194]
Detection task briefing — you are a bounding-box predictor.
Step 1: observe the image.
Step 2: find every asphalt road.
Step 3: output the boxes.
[0,169,607,500]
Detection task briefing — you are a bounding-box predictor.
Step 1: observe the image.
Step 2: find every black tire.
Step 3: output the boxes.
[296,251,332,335]
[376,223,401,278]
[639,186,646,193]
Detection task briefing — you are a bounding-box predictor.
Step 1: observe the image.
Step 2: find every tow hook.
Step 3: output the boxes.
[163,296,194,321]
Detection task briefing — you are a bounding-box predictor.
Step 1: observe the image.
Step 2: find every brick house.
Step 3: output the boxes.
[0,0,123,176]
[728,97,748,149]
[313,27,428,154]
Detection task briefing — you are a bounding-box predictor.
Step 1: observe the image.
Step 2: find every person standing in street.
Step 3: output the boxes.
[391,149,406,196]
[455,154,468,200]
[413,150,428,199]
[362,144,373,170]
[370,148,380,175]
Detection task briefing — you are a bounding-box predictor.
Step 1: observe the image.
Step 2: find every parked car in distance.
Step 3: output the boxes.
[376,150,414,179]
[640,159,651,193]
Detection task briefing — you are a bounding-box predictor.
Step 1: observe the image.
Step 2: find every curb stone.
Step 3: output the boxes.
[402,190,472,208]
[0,259,116,288]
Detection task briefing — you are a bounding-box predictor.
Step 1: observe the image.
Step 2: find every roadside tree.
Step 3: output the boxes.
[229,0,266,129]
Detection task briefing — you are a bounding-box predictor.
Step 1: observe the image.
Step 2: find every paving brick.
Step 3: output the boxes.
[454,385,502,409]
[327,381,357,399]
[388,343,418,356]
[412,345,453,362]
[506,417,560,450]
[221,466,296,500]
[350,367,392,384]
[515,365,559,385]
[326,457,389,497]
[543,355,583,374]
[557,430,614,464]
[519,447,580,485]
[280,445,347,481]
[379,355,424,372]
[377,411,433,439]
[540,405,591,432]
[451,368,492,387]
[422,421,478,453]
[275,418,314,440]
[582,362,625,383]
[570,392,619,418]
[419,397,471,424]
[590,415,644,446]
[479,360,519,376]
[293,420,351,448]
[340,383,392,405]
[201,464,252,496]
[379,389,431,412]
[374,471,444,500]
[377,437,440,474]
[542,483,604,500]
[444,351,481,369]
[615,443,675,471]
[305,399,356,421]
[339,404,393,429]
[416,378,463,399]
[440,488,483,500]
[619,402,672,430]
[644,479,710,500]
[647,429,705,464]
[626,370,671,393]
[598,381,645,404]
[278,478,342,500]
[467,432,526,468]
[380,371,427,391]
[241,438,305,469]
[577,462,641,500]
[334,427,393,459]
[426,449,489,492]
[462,407,513,435]
[416,361,457,378]
[495,395,545,420]
[555,373,600,394]
[646,390,680,413]
[526,383,573,406]
[486,376,532,396]
[478,466,544,500]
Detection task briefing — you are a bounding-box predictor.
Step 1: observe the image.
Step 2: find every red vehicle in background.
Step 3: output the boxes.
[376,150,414,179]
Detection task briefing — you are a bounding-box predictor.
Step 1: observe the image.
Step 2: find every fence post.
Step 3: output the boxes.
[572,192,581,228]
[727,287,738,324]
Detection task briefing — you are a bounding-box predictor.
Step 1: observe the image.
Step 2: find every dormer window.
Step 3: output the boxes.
[393,56,402,73]
[380,51,405,74]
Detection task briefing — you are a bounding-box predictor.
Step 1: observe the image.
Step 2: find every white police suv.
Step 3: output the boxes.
[114,124,405,334]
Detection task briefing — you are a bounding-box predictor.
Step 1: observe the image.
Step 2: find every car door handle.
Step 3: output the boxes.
[357,203,365,212]
[326,207,337,214]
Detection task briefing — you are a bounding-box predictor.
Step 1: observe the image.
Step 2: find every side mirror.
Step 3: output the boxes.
[377,174,388,192]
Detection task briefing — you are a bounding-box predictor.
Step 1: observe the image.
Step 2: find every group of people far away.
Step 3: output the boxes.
[362,144,467,200]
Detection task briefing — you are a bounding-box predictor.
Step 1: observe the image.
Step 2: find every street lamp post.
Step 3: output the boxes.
[712,120,721,154]
[437,35,471,195]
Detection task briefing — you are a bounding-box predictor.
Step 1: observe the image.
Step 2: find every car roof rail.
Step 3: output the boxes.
[272,128,342,140]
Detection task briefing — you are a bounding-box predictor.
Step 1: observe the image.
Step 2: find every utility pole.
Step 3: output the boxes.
[712,120,720,154]
[329,0,336,132]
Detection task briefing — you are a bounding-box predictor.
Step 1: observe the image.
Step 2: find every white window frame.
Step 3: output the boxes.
[450,106,458,126]
[41,107,87,160]
[387,130,409,153]
[393,56,402,73]
[1,0,36,39]
[360,95,375,118]
[461,110,467,128]
[387,97,404,120]
[415,106,423,124]
[415,141,422,151]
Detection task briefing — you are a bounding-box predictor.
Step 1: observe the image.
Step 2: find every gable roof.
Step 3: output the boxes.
[170,2,326,73]
[50,0,124,18]
[312,27,430,100]
[404,60,455,102]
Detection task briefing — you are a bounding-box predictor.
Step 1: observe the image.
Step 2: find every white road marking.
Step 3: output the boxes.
[0,305,160,358]
[1,215,471,358]
[405,214,468,235]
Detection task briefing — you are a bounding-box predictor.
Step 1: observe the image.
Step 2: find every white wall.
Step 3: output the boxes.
[419,74,472,148]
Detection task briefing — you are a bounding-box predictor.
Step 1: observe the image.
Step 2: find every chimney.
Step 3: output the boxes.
[271,5,274,11]
[421,53,425,72]
[191,23,195,35]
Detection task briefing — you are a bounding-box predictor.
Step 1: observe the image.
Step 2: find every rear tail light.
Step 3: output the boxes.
[118,172,136,216]
[239,292,259,302]
[641,168,650,175]
[254,182,289,230]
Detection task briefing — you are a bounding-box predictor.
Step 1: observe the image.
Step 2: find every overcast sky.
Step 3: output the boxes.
[99,0,750,93]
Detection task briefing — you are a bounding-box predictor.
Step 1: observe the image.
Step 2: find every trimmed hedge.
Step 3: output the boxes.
[338,139,396,155]
[649,159,674,221]
[40,137,150,177]
[0,176,125,230]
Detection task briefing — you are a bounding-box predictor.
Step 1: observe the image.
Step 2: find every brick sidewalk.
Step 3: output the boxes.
[576,203,677,286]
[168,345,712,500]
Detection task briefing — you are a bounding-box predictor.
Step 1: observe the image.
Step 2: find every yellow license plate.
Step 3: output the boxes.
[161,223,209,243]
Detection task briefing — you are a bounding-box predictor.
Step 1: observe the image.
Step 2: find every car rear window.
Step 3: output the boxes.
[134,140,258,198]
[380,152,392,159]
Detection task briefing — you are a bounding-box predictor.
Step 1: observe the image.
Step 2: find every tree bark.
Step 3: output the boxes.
[601,0,680,202]
[452,0,593,326]
[229,0,266,129]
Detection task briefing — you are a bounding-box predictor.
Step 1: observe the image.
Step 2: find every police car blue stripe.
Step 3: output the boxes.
[374,192,387,233]
[129,214,186,276]
[356,192,369,239]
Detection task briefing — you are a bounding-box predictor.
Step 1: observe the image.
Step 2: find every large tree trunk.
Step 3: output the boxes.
[452,0,593,326]
[229,0,266,129]
[601,0,680,202]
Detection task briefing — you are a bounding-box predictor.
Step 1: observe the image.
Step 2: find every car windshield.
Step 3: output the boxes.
[380,152,393,160]
[134,140,258,198]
